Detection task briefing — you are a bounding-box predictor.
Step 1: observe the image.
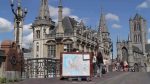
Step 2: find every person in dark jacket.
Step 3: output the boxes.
[96,51,104,77]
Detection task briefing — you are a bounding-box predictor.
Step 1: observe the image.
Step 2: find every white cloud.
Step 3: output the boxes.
[112,24,122,29]
[22,23,33,48]
[49,5,71,18]
[137,0,150,9]
[148,28,150,32]
[22,32,33,48]
[23,24,32,35]
[49,5,71,22]
[0,17,13,32]
[148,39,150,43]
[49,5,88,23]
[105,13,119,22]
[0,17,32,48]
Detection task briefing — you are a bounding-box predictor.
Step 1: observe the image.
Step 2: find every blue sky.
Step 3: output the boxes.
[0,0,150,57]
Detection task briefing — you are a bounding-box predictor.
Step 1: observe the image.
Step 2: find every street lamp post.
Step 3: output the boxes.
[10,0,27,49]
[10,0,27,79]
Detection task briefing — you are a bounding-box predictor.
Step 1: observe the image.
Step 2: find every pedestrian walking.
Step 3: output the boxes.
[124,61,128,71]
[92,52,97,77]
[116,62,120,71]
[96,51,104,77]
[120,61,124,71]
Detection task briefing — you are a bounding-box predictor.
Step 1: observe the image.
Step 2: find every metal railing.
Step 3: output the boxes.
[23,58,60,79]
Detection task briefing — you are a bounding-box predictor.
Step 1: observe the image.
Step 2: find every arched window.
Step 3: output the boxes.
[36,42,39,52]
[138,34,141,42]
[134,35,136,42]
[48,45,56,58]
[134,23,136,31]
[136,35,138,42]
[137,23,141,31]
[36,30,40,38]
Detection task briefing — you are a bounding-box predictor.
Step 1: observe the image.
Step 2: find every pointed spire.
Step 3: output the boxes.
[79,20,84,26]
[99,7,108,33]
[117,34,121,43]
[117,35,119,42]
[39,0,50,19]
[56,0,64,34]
[58,0,63,22]
[128,33,131,42]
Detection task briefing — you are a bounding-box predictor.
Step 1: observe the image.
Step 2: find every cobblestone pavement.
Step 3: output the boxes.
[9,72,150,84]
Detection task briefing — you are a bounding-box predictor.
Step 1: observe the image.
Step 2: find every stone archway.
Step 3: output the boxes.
[122,47,128,63]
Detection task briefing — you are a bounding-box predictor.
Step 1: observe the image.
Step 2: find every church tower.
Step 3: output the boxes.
[98,9,111,60]
[32,0,55,58]
[129,13,147,54]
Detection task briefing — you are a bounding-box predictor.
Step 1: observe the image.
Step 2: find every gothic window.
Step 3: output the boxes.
[134,23,136,31]
[137,24,140,31]
[48,45,56,58]
[134,35,136,42]
[138,34,141,42]
[36,46,39,51]
[134,35,138,43]
[136,35,138,42]
[36,30,40,38]
[64,44,72,52]
[43,28,46,33]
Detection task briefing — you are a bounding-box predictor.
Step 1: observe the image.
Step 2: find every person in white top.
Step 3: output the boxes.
[92,52,97,76]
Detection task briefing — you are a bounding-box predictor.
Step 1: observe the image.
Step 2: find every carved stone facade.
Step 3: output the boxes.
[32,0,112,67]
[117,14,150,72]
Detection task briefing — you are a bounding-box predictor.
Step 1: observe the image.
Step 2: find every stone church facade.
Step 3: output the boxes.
[117,14,150,72]
[32,0,112,64]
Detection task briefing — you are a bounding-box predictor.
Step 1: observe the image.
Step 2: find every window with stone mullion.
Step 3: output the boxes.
[64,44,72,52]
[48,45,56,58]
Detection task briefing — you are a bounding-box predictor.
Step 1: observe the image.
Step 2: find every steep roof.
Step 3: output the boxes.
[62,16,78,34]
[49,16,78,35]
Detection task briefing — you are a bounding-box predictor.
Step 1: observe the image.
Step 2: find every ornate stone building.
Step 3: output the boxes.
[117,14,150,72]
[32,0,112,65]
